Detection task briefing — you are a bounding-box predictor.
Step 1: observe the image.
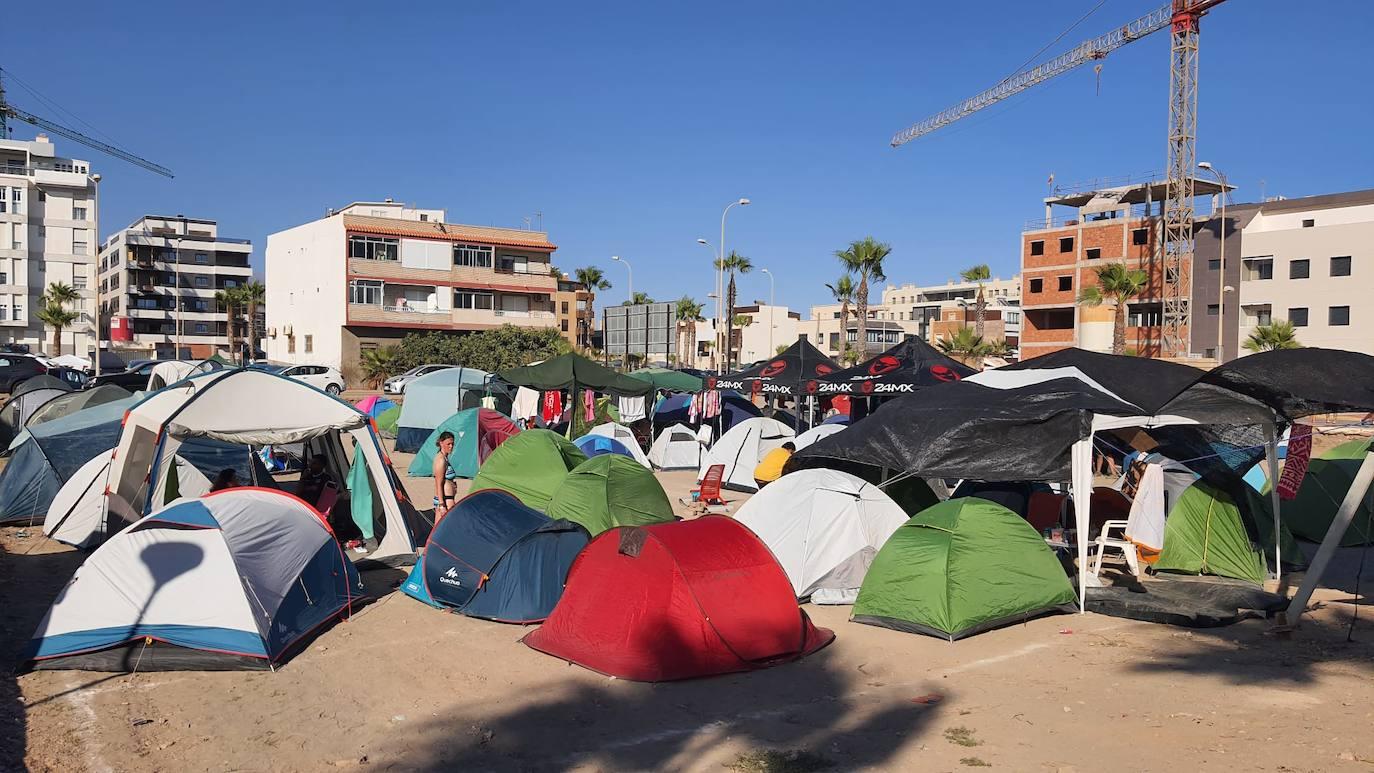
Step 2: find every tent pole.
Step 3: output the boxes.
[1071,436,1095,613]
[1264,424,1282,583]
[1283,448,1374,626]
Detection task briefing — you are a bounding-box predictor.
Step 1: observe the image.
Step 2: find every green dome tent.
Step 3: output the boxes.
[853,497,1076,640]
[1278,439,1374,546]
[545,454,676,536]
[470,429,587,511]
[1152,481,1269,584]
[375,405,400,439]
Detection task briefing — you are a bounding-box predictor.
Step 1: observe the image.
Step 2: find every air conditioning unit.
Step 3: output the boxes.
[267,327,277,338]
[283,324,293,335]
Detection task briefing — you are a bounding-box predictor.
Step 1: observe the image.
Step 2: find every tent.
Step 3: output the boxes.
[375,405,400,438]
[709,338,840,397]
[469,429,588,511]
[735,469,908,602]
[585,422,651,468]
[647,423,703,470]
[545,454,676,536]
[853,498,1077,640]
[400,489,588,622]
[1150,480,1270,584]
[394,367,503,452]
[522,516,834,681]
[354,395,396,420]
[628,367,703,393]
[0,375,72,448]
[697,416,795,492]
[146,360,199,391]
[1278,439,1374,546]
[42,450,214,548]
[23,384,131,431]
[106,368,428,566]
[573,433,637,461]
[653,390,761,433]
[498,353,654,399]
[813,337,976,396]
[405,408,519,479]
[24,488,362,671]
[793,423,844,451]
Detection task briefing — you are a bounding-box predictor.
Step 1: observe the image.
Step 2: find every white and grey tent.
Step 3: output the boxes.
[25,488,363,671]
[647,423,703,470]
[43,450,210,548]
[147,360,202,391]
[793,423,845,451]
[735,468,908,603]
[697,416,795,493]
[586,422,651,468]
[0,375,72,449]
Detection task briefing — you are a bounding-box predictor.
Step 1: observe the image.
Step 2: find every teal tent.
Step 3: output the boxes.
[406,408,519,479]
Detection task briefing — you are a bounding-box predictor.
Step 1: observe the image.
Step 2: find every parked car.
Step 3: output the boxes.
[48,366,89,390]
[0,354,52,393]
[383,363,455,395]
[86,360,162,391]
[252,362,346,395]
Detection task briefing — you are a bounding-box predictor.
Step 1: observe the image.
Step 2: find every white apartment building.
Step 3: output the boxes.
[1236,189,1374,356]
[97,216,254,359]
[266,200,560,378]
[0,134,98,356]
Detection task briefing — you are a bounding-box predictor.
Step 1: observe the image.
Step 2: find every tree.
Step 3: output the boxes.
[836,237,890,361]
[984,338,1012,358]
[391,326,571,374]
[239,280,266,363]
[675,295,705,369]
[360,345,398,388]
[622,291,654,306]
[936,326,990,367]
[824,275,857,362]
[1077,263,1149,355]
[215,286,245,363]
[548,265,563,278]
[574,266,612,349]
[714,251,753,370]
[775,343,789,355]
[960,264,992,337]
[37,281,80,357]
[1243,320,1302,353]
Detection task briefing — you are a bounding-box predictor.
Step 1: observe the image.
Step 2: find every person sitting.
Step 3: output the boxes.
[296,456,334,507]
[432,431,459,516]
[753,441,796,489]
[210,468,242,492]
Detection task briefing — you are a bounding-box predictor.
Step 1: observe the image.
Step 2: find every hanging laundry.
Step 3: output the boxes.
[583,389,596,422]
[513,387,541,422]
[542,390,564,424]
[618,395,647,423]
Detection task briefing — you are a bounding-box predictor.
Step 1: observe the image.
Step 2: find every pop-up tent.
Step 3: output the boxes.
[43,450,213,549]
[393,367,504,452]
[653,390,761,433]
[22,384,131,433]
[546,454,676,536]
[406,408,519,479]
[573,433,637,461]
[498,353,654,399]
[735,469,908,602]
[106,368,428,566]
[146,360,200,391]
[24,488,363,671]
[1279,439,1374,546]
[354,395,396,420]
[853,497,1077,639]
[0,375,72,448]
[469,429,588,511]
[400,489,588,623]
[812,337,975,396]
[375,405,400,438]
[697,416,795,492]
[793,423,844,451]
[522,516,834,681]
[648,423,703,470]
[585,422,651,468]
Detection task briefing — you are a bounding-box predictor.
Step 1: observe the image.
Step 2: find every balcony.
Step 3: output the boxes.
[348,303,452,327]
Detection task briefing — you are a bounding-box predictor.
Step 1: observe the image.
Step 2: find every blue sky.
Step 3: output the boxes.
[6,0,1372,313]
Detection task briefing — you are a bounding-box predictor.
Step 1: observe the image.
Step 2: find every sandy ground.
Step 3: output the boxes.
[5,443,1374,772]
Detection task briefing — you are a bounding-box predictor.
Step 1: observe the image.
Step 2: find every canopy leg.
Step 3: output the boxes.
[1283,449,1374,626]
[1264,424,1282,583]
[1071,437,1095,613]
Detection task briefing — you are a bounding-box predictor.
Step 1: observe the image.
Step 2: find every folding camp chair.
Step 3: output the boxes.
[1089,520,1141,578]
[682,464,731,512]
[315,482,339,520]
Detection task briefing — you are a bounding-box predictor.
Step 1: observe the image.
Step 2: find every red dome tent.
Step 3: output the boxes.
[523,516,833,681]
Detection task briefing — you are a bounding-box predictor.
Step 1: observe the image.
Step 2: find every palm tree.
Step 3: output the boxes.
[622,291,654,306]
[1243,320,1302,353]
[548,265,563,279]
[239,280,265,363]
[360,345,398,388]
[574,266,611,349]
[1077,263,1149,355]
[836,237,891,360]
[960,264,992,336]
[675,295,705,369]
[984,338,1012,358]
[936,326,990,367]
[824,275,857,361]
[714,251,753,370]
[215,286,245,363]
[37,281,80,357]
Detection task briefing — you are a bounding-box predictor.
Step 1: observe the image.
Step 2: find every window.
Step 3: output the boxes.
[1289,307,1309,327]
[0,306,7,321]
[1289,259,1309,279]
[1038,309,1075,330]
[10,188,20,202]
[1207,304,1219,316]
[195,276,209,288]
[453,244,493,268]
[560,319,569,332]
[828,332,840,349]
[223,279,237,288]
[72,207,87,221]
[1208,259,1221,271]
[1057,275,1072,292]
[73,274,87,290]
[1029,240,1045,256]
[1329,306,1350,326]
[1059,237,1074,253]
[37,190,45,202]
[1331,256,1352,277]
[453,290,494,310]
[1029,278,1044,293]
[1205,348,1216,359]
[1243,258,1273,281]
[1128,304,1162,327]
[349,279,383,305]
[1246,305,1273,327]
[0,272,7,284]
[497,254,529,274]
[194,323,209,333]
[0,200,5,214]
[305,334,313,353]
[561,301,569,314]
[1302,218,1315,228]
[348,235,398,261]
[1132,228,1149,246]
[73,238,88,255]
[195,252,209,264]
[1086,248,1101,260]
[419,214,429,222]
[287,335,296,354]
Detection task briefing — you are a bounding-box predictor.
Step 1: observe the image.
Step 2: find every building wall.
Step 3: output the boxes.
[265,217,347,368]
[730,304,801,364]
[1191,209,1253,361]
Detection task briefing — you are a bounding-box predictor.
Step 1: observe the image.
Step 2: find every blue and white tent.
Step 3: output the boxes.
[574,433,637,461]
[24,488,362,671]
[394,367,508,452]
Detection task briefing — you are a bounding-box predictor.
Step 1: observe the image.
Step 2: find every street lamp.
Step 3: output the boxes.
[1197,162,1229,362]
[717,198,750,371]
[610,255,633,304]
[760,267,775,355]
[696,240,718,370]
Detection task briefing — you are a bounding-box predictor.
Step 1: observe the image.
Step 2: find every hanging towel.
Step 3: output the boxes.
[542,390,564,424]
[583,389,596,422]
[513,387,540,422]
[618,395,647,423]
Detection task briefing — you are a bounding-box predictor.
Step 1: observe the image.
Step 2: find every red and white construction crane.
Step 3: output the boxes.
[891,1,1228,359]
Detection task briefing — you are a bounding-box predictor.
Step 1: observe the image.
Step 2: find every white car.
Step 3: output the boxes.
[383,363,455,394]
[256,363,346,395]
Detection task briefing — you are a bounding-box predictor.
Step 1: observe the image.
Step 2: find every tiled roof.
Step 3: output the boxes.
[341,214,555,251]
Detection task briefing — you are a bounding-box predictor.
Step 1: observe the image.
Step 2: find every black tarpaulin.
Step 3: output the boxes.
[812,337,975,397]
[708,339,839,397]
[1000,348,1205,414]
[1196,348,1374,420]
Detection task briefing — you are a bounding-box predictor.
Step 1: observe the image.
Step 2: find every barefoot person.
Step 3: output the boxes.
[432,431,459,516]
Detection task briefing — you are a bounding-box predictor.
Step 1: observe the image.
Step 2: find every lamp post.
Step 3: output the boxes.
[717,198,749,371]
[760,267,775,355]
[696,238,718,370]
[610,255,633,304]
[1198,162,1229,362]
[610,255,634,366]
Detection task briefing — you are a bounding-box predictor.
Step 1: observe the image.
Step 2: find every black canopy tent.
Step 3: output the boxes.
[708,338,839,431]
[813,337,976,398]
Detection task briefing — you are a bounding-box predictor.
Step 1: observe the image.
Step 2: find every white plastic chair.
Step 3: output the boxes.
[1090,520,1141,578]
